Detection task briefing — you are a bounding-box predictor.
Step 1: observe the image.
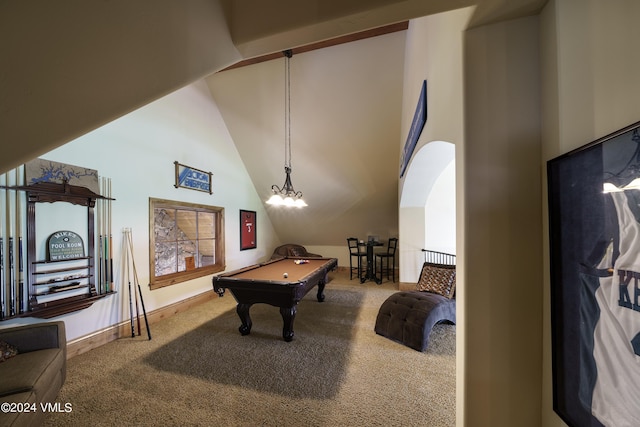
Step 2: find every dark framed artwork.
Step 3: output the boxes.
[399,80,427,178]
[547,121,640,427]
[239,210,256,250]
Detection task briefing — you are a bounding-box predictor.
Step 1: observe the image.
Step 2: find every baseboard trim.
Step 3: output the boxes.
[66,290,217,359]
[398,282,415,291]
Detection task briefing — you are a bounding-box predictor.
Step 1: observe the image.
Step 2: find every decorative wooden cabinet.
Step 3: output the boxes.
[24,180,114,318]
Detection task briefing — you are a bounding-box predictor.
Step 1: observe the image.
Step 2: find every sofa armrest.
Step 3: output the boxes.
[305,252,323,258]
[270,244,324,260]
[0,321,66,356]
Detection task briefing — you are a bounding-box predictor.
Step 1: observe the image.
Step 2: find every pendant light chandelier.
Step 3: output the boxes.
[266,49,307,208]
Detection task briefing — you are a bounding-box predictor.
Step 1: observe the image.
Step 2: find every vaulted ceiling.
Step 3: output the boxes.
[206,28,405,244]
[0,0,548,246]
[0,0,547,174]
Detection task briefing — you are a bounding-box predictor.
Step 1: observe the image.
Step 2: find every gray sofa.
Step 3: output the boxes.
[0,321,67,427]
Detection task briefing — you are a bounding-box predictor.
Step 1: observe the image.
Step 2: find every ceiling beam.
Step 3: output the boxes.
[219,21,408,72]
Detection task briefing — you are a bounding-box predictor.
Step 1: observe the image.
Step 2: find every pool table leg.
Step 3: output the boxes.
[316,282,326,302]
[236,303,252,336]
[280,306,297,342]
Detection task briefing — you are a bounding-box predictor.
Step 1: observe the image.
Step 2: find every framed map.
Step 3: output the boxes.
[25,158,99,194]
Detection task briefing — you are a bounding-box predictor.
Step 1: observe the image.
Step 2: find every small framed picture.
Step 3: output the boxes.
[239,210,256,250]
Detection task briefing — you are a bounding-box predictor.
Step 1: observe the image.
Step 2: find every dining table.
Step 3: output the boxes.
[359,240,383,283]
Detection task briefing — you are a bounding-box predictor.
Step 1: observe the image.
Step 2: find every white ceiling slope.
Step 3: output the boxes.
[220,0,548,59]
[221,0,476,58]
[0,0,547,175]
[0,0,241,174]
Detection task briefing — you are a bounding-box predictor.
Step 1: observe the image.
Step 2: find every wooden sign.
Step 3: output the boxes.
[47,230,85,261]
[174,161,213,194]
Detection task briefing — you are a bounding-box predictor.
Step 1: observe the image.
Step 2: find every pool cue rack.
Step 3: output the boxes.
[0,176,116,320]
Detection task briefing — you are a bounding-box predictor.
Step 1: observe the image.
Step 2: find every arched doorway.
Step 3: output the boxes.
[399,140,455,283]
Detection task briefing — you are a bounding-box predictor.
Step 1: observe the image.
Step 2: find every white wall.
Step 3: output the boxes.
[1,80,279,341]
[425,159,456,253]
[399,9,469,283]
[398,9,471,426]
[401,11,467,147]
[399,141,455,283]
[398,207,426,282]
[464,14,542,427]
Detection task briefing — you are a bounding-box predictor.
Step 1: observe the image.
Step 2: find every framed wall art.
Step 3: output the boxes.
[239,210,256,250]
[399,80,427,178]
[547,120,640,427]
[174,161,212,194]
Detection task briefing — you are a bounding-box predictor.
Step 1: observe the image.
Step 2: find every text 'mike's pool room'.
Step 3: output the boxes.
[1,1,638,426]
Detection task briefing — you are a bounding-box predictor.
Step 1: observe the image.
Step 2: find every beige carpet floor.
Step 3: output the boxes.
[43,271,456,426]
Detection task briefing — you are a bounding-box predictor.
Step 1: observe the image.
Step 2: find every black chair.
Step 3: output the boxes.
[347,237,367,280]
[375,238,398,283]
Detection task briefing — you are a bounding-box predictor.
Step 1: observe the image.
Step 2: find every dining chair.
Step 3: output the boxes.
[375,238,398,283]
[347,237,367,280]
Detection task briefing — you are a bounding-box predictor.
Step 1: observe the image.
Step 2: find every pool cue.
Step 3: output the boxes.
[102,177,108,293]
[99,234,103,294]
[103,178,108,293]
[0,175,4,320]
[0,236,3,320]
[101,177,108,293]
[15,168,23,314]
[5,172,15,317]
[103,178,108,292]
[108,178,113,293]
[124,229,140,336]
[137,280,151,340]
[99,177,103,294]
[98,178,104,294]
[127,229,151,340]
[126,229,141,336]
[17,235,23,314]
[123,229,135,338]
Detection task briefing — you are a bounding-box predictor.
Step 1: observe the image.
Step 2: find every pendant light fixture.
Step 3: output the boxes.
[266,49,307,208]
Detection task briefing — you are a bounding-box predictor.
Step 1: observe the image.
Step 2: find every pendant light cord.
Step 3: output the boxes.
[284,50,292,169]
[266,49,306,207]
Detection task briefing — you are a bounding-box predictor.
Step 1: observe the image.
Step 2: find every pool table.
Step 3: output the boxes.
[212,257,338,341]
